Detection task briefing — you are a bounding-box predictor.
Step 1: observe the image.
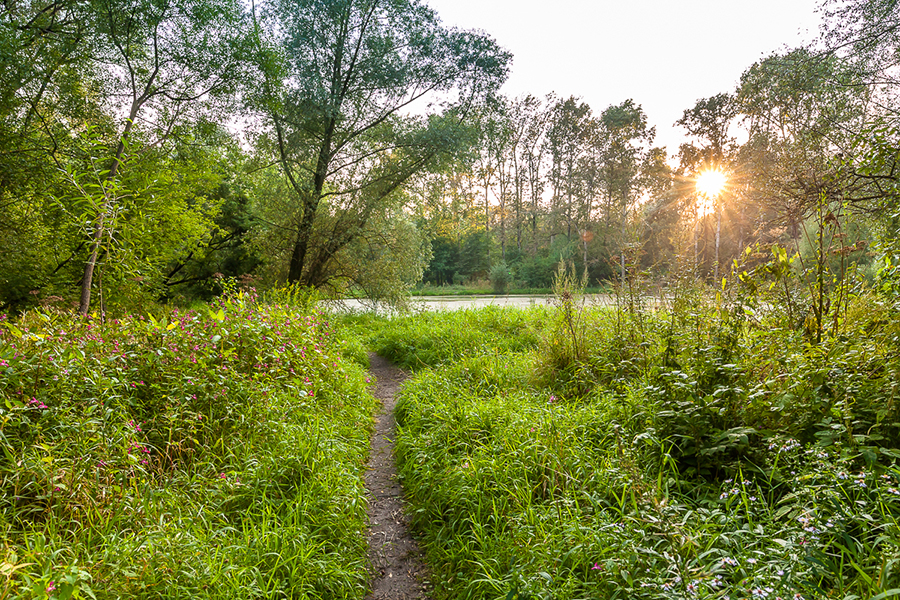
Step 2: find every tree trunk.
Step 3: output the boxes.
[714,197,722,282]
[78,110,137,316]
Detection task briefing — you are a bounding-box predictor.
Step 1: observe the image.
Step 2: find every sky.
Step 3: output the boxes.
[425,0,824,158]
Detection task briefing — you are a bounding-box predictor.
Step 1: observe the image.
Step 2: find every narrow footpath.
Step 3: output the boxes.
[364,354,432,600]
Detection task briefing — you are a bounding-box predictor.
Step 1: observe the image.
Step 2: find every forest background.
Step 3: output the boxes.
[1,0,899,312]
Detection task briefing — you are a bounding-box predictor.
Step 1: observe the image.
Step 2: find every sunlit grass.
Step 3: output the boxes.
[362,300,900,599]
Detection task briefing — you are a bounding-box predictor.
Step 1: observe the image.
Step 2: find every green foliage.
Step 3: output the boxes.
[367,306,547,370]
[250,0,510,291]
[490,262,512,294]
[367,282,900,599]
[0,299,375,599]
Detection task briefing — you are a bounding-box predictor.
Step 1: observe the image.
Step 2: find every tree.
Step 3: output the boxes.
[70,0,249,315]
[736,49,869,237]
[545,96,592,243]
[252,0,510,292]
[0,0,250,313]
[818,0,900,273]
[596,99,655,281]
[0,0,96,310]
[676,93,737,280]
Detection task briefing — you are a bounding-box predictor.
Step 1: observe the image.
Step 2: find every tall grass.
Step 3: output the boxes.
[372,293,900,599]
[365,305,549,370]
[1,292,375,599]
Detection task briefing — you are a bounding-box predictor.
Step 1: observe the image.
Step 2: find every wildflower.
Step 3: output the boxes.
[591,562,602,570]
[548,395,556,404]
[720,487,740,499]
[722,557,738,566]
[46,581,57,593]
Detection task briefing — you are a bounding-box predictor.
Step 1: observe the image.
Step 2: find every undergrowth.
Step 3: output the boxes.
[1,291,375,599]
[369,284,900,599]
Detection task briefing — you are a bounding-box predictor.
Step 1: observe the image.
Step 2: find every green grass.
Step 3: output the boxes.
[9,285,900,599]
[1,293,376,599]
[363,305,549,370]
[365,298,900,599]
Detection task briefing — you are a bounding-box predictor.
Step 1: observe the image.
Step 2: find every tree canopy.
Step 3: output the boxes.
[1,0,899,311]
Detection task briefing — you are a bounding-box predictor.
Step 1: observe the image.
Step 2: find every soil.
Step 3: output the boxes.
[364,353,432,600]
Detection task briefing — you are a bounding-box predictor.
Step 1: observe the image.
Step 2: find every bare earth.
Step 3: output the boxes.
[364,353,432,600]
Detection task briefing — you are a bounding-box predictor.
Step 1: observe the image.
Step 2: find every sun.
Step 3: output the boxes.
[694,169,727,218]
[696,169,727,198]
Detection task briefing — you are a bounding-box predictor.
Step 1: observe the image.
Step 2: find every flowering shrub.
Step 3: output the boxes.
[0,295,375,598]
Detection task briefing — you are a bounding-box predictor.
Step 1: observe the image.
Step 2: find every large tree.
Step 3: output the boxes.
[71,0,249,314]
[596,99,655,280]
[252,0,510,290]
[0,0,250,313]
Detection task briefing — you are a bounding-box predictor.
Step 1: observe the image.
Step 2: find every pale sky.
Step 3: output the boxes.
[425,0,823,158]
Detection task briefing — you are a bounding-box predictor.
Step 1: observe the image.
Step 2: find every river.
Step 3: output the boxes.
[327,294,627,312]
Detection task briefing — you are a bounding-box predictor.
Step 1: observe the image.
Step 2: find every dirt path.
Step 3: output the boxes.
[364,354,431,600]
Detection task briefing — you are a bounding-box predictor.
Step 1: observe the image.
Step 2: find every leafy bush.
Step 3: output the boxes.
[489,262,512,295]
